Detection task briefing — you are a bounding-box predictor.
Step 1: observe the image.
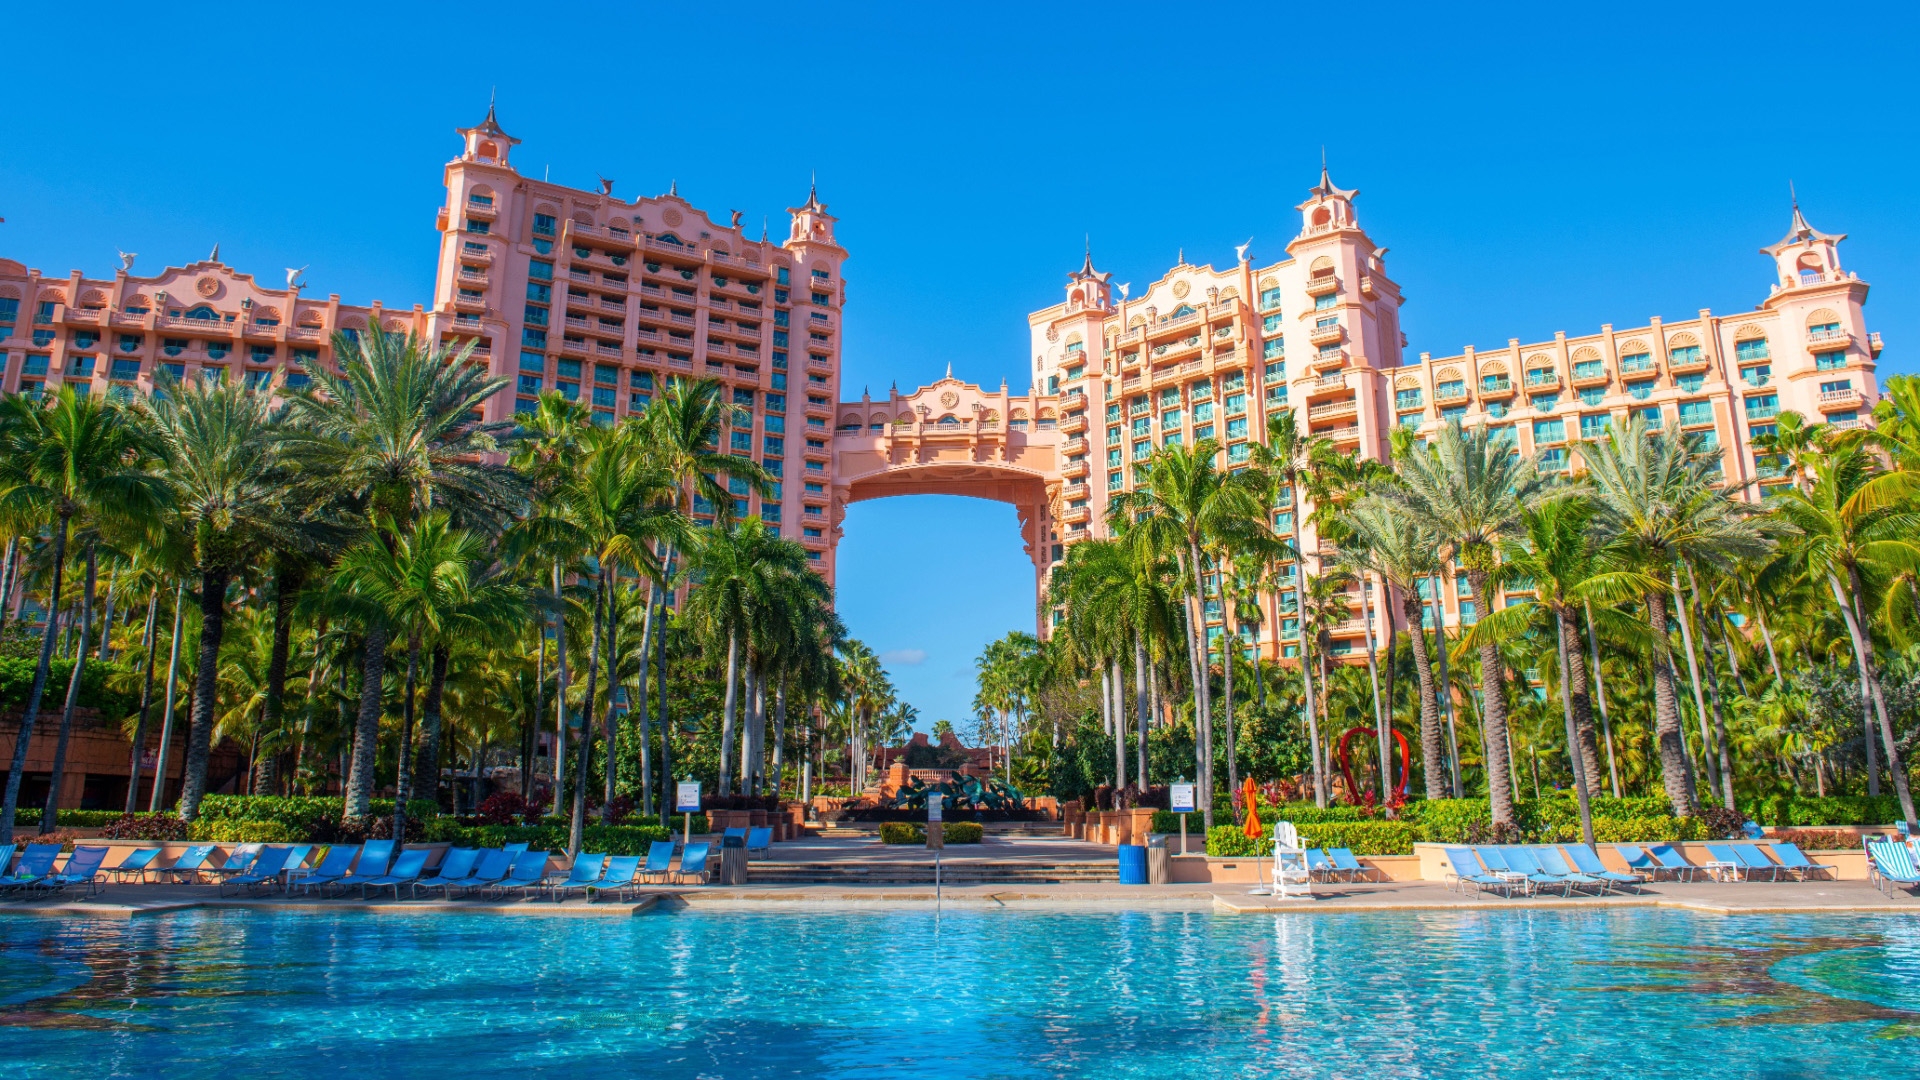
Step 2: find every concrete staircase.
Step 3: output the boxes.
[748,859,1117,885]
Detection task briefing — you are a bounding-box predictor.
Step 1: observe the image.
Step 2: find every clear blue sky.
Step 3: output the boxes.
[3,2,1915,733]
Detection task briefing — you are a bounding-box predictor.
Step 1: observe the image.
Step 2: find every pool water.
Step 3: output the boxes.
[4,908,1919,1078]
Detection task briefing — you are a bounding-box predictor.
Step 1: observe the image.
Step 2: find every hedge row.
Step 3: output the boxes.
[415,820,673,856]
[1204,823,1424,857]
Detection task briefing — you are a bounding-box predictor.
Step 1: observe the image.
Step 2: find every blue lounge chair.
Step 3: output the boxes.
[410,848,481,898]
[357,849,433,900]
[502,842,531,855]
[1645,843,1703,883]
[581,855,644,902]
[1477,847,1558,895]
[641,841,676,883]
[1305,848,1336,883]
[1326,848,1380,883]
[106,848,164,883]
[280,844,315,873]
[1497,846,1576,896]
[322,840,396,897]
[3,845,64,894]
[0,844,16,878]
[203,844,264,880]
[38,846,111,898]
[218,846,294,897]
[675,842,712,884]
[745,827,772,857]
[490,850,552,899]
[290,845,362,895]
[1704,843,1777,882]
[1532,846,1607,894]
[418,849,514,900]
[1867,838,1920,896]
[1442,847,1514,896]
[546,853,608,901]
[1764,841,1837,881]
[1741,821,1767,840]
[155,844,219,884]
[1564,844,1648,893]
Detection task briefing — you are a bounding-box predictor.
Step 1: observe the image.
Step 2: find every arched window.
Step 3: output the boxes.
[1171,304,1196,318]
[184,305,220,321]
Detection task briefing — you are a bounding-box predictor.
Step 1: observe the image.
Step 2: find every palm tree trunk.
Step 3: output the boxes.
[552,559,569,800]
[1430,574,1463,798]
[96,581,117,662]
[1669,576,1724,805]
[569,569,608,858]
[415,644,449,804]
[149,582,186,812]
[178,563,234,822]
[391,630,422,844]
[634,581,658,816]
[771,681,788,798]
[125,586,162,814]
[343,624,390,821]
[257,564,304,800]
[1177,558,1211,831]
[1754,606,1784,682]
[739,667,758,796]
[654,592,673,827]
[0,516,69,846]
[1583,603,1623,799]
[0,536,16,620]
[1109,658,1125,791]
[1403,592,1445,800]
[528,620,544,800]
[1466,567,1517,825]
[1360,572,1390,803]
[1644,592,1697,817]
[1554,607,1597,846]
[40,544,98,832]
[718,627,741,795]
[1134,632,1150,789]
[1828,572,1918,830]
[601,573,621,822]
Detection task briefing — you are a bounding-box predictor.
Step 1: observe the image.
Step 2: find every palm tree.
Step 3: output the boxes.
[1248,411,1325,804]
[1339,499,1447,798]
[1109,439,1261,830]
[0,388,165,843]
[1580,416,1770,819]
[1773,442,1920,830]
[1383,422,1548,826]
[279,330,522,821]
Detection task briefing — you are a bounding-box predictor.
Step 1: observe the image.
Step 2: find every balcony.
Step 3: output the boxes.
[457,271,488,288]
[463,201,497,222]
[61,308,101,326]
[565,316,593,331]
[1479,378,1515,398]
[1870,331,1884,356]
[1307,325,1344,348]
[1618,356,1657,376]
[1122,375,1143,391]
[1433,383,1470,405]
[1523,370,1561,391]
[1061,437,1089,456]
[1818,387,1862,411]
[806,355,833,375]
[1305,371,1348,398]
[1062,458,1089,480]
[1304,275,1340,297]
[1060,412,1088,435]
[804,398,831,417]
[1061,505,1091,526]
[1319,424,1361,445]
[1063,483,1089,500]
[1307,397,1357,422]
[1310,349,1347,372]
[1831,415,1867,431]
[452,295,487,315]
[1807,327,1850,350]
[1570,366,1608,389]
[1667,352,1711,374]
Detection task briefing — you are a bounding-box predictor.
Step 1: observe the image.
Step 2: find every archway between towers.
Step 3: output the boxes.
[829,376,1070,621]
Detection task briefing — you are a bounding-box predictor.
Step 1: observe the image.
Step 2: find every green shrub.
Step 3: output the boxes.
[187,819,302,844]
[1749,795,1901,827]
[1775,829,1859,850]
[1537,815,1700,844]
[941,822,984,844]
[195,795,439,832]
[102,813,191,842]
[1298,822,1425,855]
[13,809,134,828]
[879,822,925,845]
[1204,826,1265,857]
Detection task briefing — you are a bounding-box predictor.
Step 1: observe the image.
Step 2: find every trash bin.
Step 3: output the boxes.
[1117,843,1149,885]
[720,833,747,885]
[1145,834,1172,885]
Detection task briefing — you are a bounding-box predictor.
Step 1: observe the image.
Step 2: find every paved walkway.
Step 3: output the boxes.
[6,877,1917,919]
[753,834,1117,864]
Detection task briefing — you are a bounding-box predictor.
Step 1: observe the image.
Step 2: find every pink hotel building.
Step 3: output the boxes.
[0,110,1885,664]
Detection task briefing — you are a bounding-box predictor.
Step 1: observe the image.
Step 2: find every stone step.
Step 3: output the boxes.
[748,861,1119,885]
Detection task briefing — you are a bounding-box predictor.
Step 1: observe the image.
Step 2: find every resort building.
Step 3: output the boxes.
[1023,170,1883,661]
[0,104,848,588]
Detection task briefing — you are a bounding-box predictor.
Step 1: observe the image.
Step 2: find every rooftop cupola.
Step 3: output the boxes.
[1762,192,1847,289]
[1296,162,1359,236]
[1065,242,1113,311]
[788,183,839,247]
[457,98,519,168]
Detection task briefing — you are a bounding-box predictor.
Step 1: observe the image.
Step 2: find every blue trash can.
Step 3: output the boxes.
[1117,843,1149,885]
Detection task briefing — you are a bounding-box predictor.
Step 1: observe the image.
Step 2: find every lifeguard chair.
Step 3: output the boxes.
[1266,820,1313,899]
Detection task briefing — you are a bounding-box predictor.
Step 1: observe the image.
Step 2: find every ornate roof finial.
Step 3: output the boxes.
[668,178,678,197]
[761,216,768,242]
[1763,183,1844,255]
[945,361,953,380]
[597,174,615,196]
[208,242,221,263]
[1177,247,1185,266]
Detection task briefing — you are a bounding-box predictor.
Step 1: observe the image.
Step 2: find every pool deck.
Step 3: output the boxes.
[6,878,1918,919]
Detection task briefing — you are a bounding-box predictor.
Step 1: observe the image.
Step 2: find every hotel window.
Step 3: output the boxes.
[1619,351,1653,374]
[1223,370,1247,392]
[1225,392,1247,415]
[1105,403,1122,423]
[1674,374,1704,393]
[1530,393,1558,411]
[1634,406,1662,430]
[1264,362,1285,383]
[110,358,140,381]
[1540,447,1568,471]
[1669,345,1702,365]
[530,260,553,281]
[1395,388,1422,410]
[1133,440,1152,461]
[1194,401,1215,422]
[1809,321,1840,335]
[1487,400,1509,419]
[1740,363,1771,387]
[732,387,754,406]
[1108,447,1123,467]
[1819,379,1852,395]
[462,241,488,255]
[1579,414,1608,438]
[1627,380,1654,401]
[556,381,578,401]
[526,282,551,303]
[523,305,548,326]
[1160,386,1181,408]
[1107,425,1121,442]
[518,374,543,395]
[1262,314,1282,334]
[764,436,785,455]
[1164,432,1184,447]
[1259,287,1283,311]
[1226,416,1248,439]
[1398,412,1421,429]
[1815,350,1848,371]
[1227,442,1251,464]
[1577,386,1604,406]
[629,392,651,410]
[556,359,582,380]
[765,415,784,433]
[1194,423,1214,440]
[67,355,96,377]
[162,362,185,380]
[1108,470,1123,490]
[250,346,275,364]
[519,351,545,374]
[1735,339,1770,361]
[1745,393,1778,419]
[466,220,490,234]
[1441,405,1467,426]
[533,214,556,236]
[592,386,615,408]
[730,431,751,452]
[1161,408,1183,430]
[1436,379,1465,399]
[1263,338,1284,359]
[1131,416,1151,437]
[118,334,142,353]
[1481,373,1510,392]
[1532,418,1565,443]
[1313,293,1337,311]
[1573,359,1604,381]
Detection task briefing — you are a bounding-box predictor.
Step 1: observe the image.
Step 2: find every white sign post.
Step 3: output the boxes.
[1170,783,1197,855]
[927,793,944,899]
[676,781,700,848]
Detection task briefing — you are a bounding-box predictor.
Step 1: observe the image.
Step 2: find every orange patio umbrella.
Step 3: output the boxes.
[1242,776,1263,840]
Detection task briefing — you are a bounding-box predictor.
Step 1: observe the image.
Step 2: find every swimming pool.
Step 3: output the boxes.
[4,908,1917,1078]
